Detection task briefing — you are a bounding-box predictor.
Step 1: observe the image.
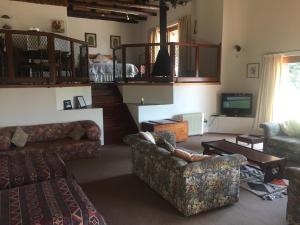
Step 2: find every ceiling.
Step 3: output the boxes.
[67,0,160,24]
[11,0,161,24]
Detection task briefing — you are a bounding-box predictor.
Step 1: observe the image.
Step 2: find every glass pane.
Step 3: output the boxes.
[0,33,7,79]
[199,47,219,77]
[73,42,88,78]
[178,45,196,77]
[125,46,143,79]
[54,38,71,78]
[12,34,48,78]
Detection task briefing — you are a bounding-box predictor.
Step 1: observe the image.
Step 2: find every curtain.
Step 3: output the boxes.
[178,15,192,76]
[149,27,159,64]
[253,54,284,130]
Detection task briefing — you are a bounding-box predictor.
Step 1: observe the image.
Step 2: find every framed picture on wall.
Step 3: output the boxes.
[85,33,97,48]
[247,63,260,78]
[110,35,121,49]
[51,20,65,33]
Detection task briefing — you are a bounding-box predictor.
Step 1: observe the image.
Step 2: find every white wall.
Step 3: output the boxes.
[0,0,67,33]
[0,87,104,144]
[67,17,138,55]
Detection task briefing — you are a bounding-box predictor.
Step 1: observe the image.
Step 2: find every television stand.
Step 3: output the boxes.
[209,116,254,134]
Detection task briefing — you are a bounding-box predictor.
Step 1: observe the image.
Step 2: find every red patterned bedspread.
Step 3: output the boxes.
[0,178,106,225]
[0,150,67,190]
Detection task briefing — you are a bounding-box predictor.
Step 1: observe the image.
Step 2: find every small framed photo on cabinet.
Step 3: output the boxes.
[74,96,87,109]
[63,100,72,110]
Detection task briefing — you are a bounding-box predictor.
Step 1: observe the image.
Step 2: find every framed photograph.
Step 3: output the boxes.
[85,33,97,48]
[63,100,72,110]
[74,96,87,109]
[247,63,260,78]
[110,35,121,49]
[52,20,65,33]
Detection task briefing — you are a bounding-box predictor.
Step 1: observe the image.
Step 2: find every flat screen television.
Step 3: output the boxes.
[221,93,252,116]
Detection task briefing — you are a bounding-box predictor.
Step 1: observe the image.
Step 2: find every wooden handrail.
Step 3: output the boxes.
[0,29,89,85]
[113,42,222,84]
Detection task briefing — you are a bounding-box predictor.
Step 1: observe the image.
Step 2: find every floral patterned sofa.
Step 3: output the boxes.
[124,131,247,216]
[0,120,101,161]
[260,122,300,165]
[286,167,300,225]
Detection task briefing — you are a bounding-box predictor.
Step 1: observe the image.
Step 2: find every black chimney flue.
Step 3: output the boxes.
[151,0,171,78]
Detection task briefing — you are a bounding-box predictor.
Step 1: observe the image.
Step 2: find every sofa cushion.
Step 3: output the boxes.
[140,131,156,144]
[156,137,175,152]
[11,127,28,147]
[68,125,86,141]
[6,139,100,161]
[0,150,67,190]
[281,120,300,137]
[172,148,212,162]
[0,135,10,151]
[0,178,107,225]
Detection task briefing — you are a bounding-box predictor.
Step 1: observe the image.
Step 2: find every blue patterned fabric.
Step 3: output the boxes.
[260,123,300,164]
[124,131,247,216]
[286,167,300,225]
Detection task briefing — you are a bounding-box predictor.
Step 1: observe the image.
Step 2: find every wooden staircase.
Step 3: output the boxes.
[92,83,138,144]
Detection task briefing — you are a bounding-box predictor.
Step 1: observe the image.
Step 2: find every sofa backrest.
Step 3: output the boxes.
[0,120,101,143]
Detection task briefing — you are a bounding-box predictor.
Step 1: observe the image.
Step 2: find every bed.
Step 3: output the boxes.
[89,54,139,83]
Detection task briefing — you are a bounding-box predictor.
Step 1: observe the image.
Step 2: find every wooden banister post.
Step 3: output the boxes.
[113,48,116,82]
[122,45,127,83]
[170,42,176,82]
[145,45,150,81]
[5,31,15,82]
[47,33,56,84]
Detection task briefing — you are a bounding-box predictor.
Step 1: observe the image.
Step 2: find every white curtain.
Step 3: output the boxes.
[254,54,284,130]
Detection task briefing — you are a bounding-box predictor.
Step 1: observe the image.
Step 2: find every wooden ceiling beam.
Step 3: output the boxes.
[11,0,67,6]
[72,0,161,11]
[69,2,157,16]
[67,9,139,23]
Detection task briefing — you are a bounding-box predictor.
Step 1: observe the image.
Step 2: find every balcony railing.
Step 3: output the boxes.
[0,29,89,85]
[113,42,221,83]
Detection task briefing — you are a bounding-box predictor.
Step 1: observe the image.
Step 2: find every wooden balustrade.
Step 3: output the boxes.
[113,42,221,83]
[0,29,89,85]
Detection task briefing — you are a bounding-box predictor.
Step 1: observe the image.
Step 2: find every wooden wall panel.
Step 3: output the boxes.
[11,0,67,7]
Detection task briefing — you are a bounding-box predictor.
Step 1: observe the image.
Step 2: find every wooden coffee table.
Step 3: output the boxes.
[202,140,286,183]
[236,134,264,149]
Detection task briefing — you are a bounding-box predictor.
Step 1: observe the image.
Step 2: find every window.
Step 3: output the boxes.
[277,56,300,120]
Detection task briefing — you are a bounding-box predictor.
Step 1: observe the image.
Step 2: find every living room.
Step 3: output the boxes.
[0,0,300,225]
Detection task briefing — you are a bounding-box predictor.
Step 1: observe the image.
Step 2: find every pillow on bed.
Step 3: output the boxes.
[94,54,111,62]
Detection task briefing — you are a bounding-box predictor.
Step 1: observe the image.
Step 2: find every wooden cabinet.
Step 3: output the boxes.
[141,119,188,142]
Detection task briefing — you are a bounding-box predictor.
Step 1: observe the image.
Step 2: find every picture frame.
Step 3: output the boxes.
[51,20,65,33]
[85,33,97,48]
[63,100,72,110]
[74,96,87,109]
[110,35,121,49]
[247,63,260,78]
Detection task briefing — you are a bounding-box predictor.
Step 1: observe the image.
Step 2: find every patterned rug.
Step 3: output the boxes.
[240,165,288,201]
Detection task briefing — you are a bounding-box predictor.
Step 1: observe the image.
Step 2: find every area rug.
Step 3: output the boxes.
[240,165,288,201]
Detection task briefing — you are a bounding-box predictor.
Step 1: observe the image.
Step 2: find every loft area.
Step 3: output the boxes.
[0,29,221,86]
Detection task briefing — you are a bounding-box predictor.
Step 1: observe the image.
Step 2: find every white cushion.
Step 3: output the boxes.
[139,131,156,144]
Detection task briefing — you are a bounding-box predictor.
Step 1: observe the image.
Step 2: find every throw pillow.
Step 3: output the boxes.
[69,125,86,141]
[139,131,156,144]
[156,137,175,152]
[11,127,29,148]
[172,148,213,162]
[280,120,300,137]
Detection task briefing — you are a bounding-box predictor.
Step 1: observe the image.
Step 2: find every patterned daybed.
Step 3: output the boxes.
[0,127,107,225]
[0,120,101,161]
[124,131,247,216]
[0,178,106,225]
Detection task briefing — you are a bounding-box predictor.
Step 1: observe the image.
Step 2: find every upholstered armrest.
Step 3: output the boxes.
[0,128,12,151]
[260,122,281,138]
[183,154,247,177]
[79,120,101,141]
[286,167,300,180]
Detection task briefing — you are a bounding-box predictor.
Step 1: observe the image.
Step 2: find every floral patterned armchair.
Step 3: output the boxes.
[286,167,300,225]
